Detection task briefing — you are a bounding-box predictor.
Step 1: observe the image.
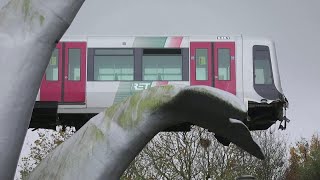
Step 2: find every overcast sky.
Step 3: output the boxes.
[64,0,320,142]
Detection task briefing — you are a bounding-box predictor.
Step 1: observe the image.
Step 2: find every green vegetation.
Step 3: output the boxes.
[18,127,75,180]
[105,101,122,118]
[117,86,174,129]
[23,0,31,18]
[93,125,104,141]
[285,134,320,180]
[39,15,45,25]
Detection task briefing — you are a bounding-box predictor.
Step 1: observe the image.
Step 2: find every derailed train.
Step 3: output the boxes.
[31,35,289,131]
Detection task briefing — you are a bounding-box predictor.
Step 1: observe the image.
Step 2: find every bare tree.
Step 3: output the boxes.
[122,126,288,180]
[18,126,287,180]
[18,127,75,180]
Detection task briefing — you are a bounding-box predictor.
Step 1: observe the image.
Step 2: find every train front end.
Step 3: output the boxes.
[242,37,289,130]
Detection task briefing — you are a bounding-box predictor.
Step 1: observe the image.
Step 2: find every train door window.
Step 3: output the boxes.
[45,49,59,81]
[195,49,208,80]
[68,49,81,81]
[142,49,182,81]
[218,48,231,80]
[253,45,273,85]
[93,49,134,81]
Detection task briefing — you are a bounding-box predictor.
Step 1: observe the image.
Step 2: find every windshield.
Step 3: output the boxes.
[253,45,274,85]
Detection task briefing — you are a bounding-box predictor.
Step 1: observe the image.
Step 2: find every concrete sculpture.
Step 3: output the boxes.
[0,0,85,179]
[28,85,264,180]
[0,1,265,179]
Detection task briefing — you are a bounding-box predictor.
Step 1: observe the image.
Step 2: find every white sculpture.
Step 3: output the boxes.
[28,85,264,180]
[0,1,264,179]
[0,0,85,179]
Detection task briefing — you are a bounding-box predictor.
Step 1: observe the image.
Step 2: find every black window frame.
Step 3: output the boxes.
[195,48,209,81]
[68,48,82,81]
[252,45,282,100]
[142,48,184,81]
[45,48,60,81]
[92,48,135,81]
[87,48,189,82]
[253,45,274,85]
[217,48,231,81]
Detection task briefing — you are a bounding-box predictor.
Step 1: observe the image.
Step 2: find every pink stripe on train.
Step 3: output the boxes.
[167,37,183,48]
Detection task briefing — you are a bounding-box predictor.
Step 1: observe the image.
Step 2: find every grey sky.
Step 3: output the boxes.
[64,0,320,143]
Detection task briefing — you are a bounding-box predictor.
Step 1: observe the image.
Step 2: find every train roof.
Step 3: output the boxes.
[60,35,274,48]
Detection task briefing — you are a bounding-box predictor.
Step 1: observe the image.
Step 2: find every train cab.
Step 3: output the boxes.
[242,37,288,130]
[30,35,288,131]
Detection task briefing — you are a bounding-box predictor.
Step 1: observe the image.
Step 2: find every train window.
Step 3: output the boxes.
[45,48,59,81]
[195,49,208,80]
[253,45,273,85]
[218,48,231,80]
[142,49,182,80]
[68,49,81,81]
[94,49,134,81]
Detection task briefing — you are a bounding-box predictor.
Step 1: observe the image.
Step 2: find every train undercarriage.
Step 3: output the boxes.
[246,98,289,130]
[30,97,289,132]
[29,101,192,131]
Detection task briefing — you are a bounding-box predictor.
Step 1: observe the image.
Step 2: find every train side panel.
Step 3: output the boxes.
[32,35,287,131]
[242,37,287,130]
[242,37,284,103]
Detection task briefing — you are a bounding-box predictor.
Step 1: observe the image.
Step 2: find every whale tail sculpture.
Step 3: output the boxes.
[28,85,264,180]
[0,0,85,179]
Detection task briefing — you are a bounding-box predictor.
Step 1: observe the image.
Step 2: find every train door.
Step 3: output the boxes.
[63,42,86,102]
[40,43,63,102]
[214,42,236,95]
[40,42,86,103]
[190,41,236,95]
[190,42,213,86]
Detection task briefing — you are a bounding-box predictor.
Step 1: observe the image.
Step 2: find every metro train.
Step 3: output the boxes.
[30,35,289,131]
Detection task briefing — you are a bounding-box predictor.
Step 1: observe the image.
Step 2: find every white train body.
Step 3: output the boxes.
[32,35,288,130]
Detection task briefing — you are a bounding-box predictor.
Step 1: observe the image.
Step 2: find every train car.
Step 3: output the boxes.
[30,35,288,131]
